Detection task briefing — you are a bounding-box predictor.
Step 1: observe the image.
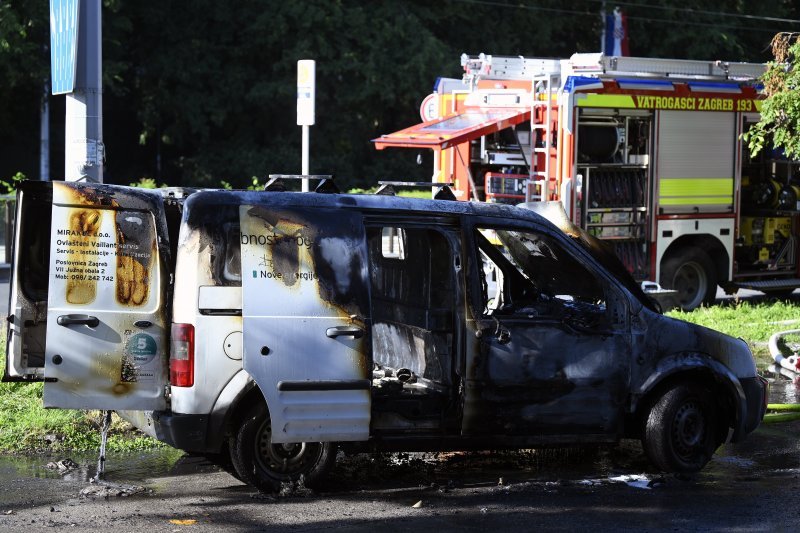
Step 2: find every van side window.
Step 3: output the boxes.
[476,227,608,324]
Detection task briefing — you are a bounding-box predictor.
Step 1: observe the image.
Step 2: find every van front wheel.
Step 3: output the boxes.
[230,404,336,492]
[643,383,718,473]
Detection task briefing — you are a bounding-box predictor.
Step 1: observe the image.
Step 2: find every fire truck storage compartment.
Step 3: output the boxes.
[473,124,533,204]
[474,124,532,168]
[578,118,621,162]
[485,173,527,204]
[739,116,800,274]
[577,110,652,281]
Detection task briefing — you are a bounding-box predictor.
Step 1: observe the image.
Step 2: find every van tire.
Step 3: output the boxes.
[642,383,717,473]
[660,247,716,311]
[230,403,336,492]
[204,443,242,481]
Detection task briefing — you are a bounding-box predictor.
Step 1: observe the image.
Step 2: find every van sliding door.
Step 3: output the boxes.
[240,205,372,444]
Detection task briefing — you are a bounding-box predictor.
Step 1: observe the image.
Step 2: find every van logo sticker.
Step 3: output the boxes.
[127,333,157,363]
[120,333,158,383]
[240,220,318,286]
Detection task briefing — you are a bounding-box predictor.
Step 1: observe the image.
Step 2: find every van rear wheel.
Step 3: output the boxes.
[230,403,336,492]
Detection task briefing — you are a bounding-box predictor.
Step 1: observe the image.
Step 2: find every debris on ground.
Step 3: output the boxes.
[277,478,314,498]
[607,474,652,489]
[44,459,79,472]
[168,519,197,526]
[79,482,146,499]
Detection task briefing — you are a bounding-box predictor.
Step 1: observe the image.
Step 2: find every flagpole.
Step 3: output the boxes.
[600,0,606,54]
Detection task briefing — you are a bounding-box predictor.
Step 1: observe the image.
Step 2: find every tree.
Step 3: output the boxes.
[0,1,48,181]
[2,1,800,188]
[744,33,800,159]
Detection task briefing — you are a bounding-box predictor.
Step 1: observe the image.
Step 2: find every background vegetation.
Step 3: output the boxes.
[1,1,799,190]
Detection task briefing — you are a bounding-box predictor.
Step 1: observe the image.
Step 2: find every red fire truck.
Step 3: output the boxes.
[374,53,799,310]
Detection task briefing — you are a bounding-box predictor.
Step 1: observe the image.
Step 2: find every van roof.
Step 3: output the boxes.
[183,189,543,223]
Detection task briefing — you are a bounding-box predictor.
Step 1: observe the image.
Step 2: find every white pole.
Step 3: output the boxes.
[297,60,315,192]
[65,0,102,183]
[600,0,607,54]
[301,126,310,191]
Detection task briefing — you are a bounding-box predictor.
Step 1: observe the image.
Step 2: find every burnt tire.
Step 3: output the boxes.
[660,247,717,311]
[230,403,336,493]
[204,444,243,481]
[643,383,718,473]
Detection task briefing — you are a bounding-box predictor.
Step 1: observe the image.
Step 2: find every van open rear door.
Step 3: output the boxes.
[4,181,169,411]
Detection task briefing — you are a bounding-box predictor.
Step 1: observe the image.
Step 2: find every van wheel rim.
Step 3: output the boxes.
[673,260,707,309]
[254,421,320,476]
[672,400,705,460]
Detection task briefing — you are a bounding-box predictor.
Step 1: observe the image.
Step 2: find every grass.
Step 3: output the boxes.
[0,330,164,454]
[666,299,800,367]
[0,298,797,453]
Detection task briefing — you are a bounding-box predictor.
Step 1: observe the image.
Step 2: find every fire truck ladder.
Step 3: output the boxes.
[528,74,558,202]
[565,53,765,81]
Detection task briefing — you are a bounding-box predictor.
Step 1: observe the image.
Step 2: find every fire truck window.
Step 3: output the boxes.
[476,228,607,322]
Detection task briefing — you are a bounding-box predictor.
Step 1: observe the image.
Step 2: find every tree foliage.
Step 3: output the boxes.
[1,1,799,188]
[744,33,800,159]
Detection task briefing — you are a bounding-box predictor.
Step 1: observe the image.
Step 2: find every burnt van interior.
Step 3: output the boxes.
[7,186,51,375]
[367,225,461,433]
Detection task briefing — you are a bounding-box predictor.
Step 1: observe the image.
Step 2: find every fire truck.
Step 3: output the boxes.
[373,53,800,310]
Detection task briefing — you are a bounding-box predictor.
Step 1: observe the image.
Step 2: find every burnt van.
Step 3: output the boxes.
[4,179,767,492]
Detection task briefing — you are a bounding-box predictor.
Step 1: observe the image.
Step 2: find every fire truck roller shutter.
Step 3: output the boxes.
[657,111,735,214]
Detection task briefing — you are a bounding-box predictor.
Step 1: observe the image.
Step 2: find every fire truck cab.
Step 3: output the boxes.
[374,53,797,310]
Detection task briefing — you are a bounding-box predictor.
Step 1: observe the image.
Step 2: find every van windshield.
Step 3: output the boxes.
[517,202,659,313]
[496,229,605,302]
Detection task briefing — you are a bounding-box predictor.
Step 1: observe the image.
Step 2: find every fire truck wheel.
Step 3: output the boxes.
[230,403,337,493]
[642,383,718,473]
[660,248,716,311]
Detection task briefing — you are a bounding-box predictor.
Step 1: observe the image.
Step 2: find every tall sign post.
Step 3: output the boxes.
[50,0,103,183]
[297,60,315,192]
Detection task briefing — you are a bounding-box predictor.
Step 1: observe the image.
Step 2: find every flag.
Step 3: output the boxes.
[604,7,629,56]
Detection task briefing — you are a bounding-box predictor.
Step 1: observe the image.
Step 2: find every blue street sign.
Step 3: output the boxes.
[50,0,80,95]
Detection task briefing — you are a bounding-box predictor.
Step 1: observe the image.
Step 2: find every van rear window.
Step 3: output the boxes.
[222,224,241,282]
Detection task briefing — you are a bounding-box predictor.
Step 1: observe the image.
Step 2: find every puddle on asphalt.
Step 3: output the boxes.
[0,447,187,485]
[765,370,800,404]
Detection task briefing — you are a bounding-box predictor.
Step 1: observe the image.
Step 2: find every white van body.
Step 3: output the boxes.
[5,180,767,491]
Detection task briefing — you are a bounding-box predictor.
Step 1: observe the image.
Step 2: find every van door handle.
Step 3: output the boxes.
[326,326,364,339]
[57,314,100,328]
